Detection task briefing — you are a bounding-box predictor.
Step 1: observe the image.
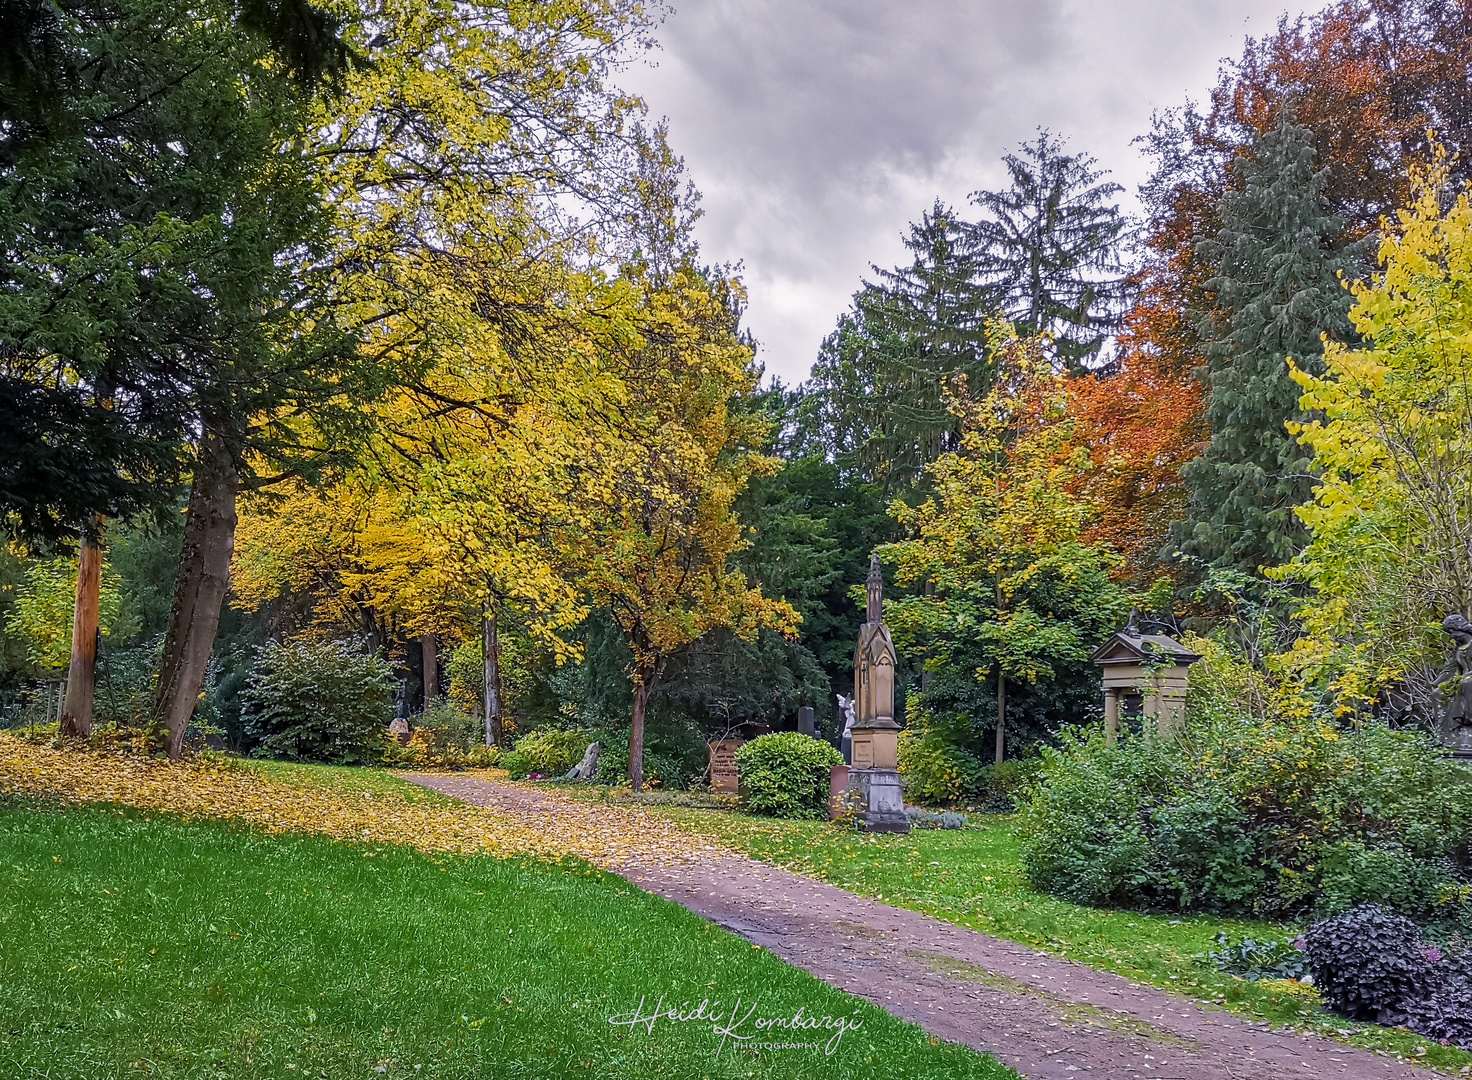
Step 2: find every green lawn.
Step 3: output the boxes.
[609,798,1472,1072]
[0,797,1012,1080]
[240,757,469,806]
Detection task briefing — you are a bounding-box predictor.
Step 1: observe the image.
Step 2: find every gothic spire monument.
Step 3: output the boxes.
[854,554,898,730]
[844,553,909,832]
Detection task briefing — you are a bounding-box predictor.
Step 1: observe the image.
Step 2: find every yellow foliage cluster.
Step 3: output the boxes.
[1273,147,1472,713]
[0,735,722,869]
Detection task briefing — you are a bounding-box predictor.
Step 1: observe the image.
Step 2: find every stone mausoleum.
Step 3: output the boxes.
[1090,617,1200,741]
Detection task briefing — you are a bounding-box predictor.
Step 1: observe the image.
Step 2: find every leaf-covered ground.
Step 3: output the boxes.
[0,736,725,868]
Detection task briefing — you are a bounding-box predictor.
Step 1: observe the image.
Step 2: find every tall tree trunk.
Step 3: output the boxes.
[483,606,503,748]
[152,433,238,760]
[920,577,934,692]
[629,659,663,793]
[994,672,1006,765]
[61,517,104,738]
[630,671,651,793]
[421,632,438,709]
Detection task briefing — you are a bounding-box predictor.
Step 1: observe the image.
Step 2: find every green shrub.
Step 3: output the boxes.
[980,757,1044,812]
[895,712,1042,810]
[465,744,500,768]
[502,729,589,780]
[1206,932,1309,981]
[387,699,501,771]
[897,729,987,805]
[1018,735,1156,907]
[591,741,684,789]
[735,732,843,819]
[240,640,395,764]
[1018,704,1472,917]
[1313,840,1450,920]
[397,727,501,771]
[416,697,482,743]
[1151,792,1263,910]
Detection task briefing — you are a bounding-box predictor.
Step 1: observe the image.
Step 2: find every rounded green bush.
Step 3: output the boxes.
[735,732,843,819]
[240,640,395,764]
[504,729,589,779]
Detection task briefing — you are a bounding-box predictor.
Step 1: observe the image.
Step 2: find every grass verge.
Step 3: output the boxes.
[0,797,1011,1080]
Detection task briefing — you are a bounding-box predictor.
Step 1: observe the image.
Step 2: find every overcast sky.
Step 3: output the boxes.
[618,0,1334,385]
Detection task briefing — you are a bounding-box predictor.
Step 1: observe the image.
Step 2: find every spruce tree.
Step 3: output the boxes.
[807,201,997,489]
[968,130,1132,371]
[1177,116,1366,575]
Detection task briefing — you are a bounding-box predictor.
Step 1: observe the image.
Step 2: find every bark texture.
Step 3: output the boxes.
[483,609,503,748]
[994,673,1006,764]
[152,434,238,759]
[421,632,438,708]
[629,663,660,793]
[60,520,104,738]
[630,680,648,792]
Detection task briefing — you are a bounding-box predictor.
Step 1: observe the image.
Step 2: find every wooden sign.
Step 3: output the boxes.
[709,739,743,793]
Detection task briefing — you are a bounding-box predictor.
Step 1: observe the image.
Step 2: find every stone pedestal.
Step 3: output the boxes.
[844,768,909,832]
[845,719,907,832]
[829,764,850,818]
[850,725,898,771]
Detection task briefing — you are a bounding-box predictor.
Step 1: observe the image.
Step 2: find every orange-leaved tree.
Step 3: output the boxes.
[1120,0,1472,586]
[1064,337,1207,577]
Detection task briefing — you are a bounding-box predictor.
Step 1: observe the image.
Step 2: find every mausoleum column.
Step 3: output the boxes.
[1104,687,1120,747]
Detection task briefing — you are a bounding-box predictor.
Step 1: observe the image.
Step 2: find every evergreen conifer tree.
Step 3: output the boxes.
[807,202,997,489]
[1177,115,1366,575]
[968,130,1132,371]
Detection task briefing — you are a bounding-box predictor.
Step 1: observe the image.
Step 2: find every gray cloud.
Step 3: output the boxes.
[619,1,1331,383]
[649,2,1064,187]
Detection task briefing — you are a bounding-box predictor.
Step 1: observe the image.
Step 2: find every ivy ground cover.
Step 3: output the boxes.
[0,799,1012,1080]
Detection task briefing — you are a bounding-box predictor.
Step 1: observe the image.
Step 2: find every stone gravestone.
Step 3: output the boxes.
[1439,615,1472,757]
[797,706,817,737]
[565,740,601,781]
[388,716,411,746]
[709,739,743,793]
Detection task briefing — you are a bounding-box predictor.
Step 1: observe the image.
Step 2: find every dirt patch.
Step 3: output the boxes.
[909,950,1198,1048]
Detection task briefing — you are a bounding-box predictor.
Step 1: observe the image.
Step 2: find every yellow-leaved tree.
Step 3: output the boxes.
[232,482,464,648]
[579,260,799,790]
[884,332,1128,767]
[233,248,603,743]
[147,0,655,757]
[1276,148,1472,717]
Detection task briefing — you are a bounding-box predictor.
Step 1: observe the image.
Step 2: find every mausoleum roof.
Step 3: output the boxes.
[1091,631,1200,666]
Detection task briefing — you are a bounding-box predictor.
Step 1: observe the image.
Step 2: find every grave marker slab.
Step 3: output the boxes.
[709,739,743,793]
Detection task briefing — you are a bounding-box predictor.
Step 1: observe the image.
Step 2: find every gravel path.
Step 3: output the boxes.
[407,774,1444,1080]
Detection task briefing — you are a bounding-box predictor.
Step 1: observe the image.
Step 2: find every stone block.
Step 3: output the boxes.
[844,767,909,833]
